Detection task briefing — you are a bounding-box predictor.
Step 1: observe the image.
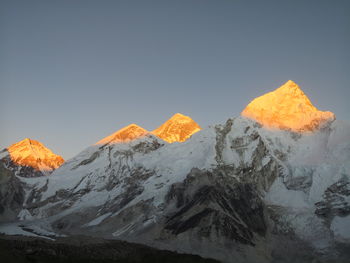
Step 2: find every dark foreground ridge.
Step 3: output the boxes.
[0,234,219,263]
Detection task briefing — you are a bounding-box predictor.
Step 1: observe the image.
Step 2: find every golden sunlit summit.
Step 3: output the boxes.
[241,80,335,132]
[95,124,148,145]
[7,138,64,173]
[152,113,201,143]
[95,113,202,145]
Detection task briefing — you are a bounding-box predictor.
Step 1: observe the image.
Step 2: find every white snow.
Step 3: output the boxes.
[17,209,33,220]
[0,223,39,237]
[0,223,57,240]
[265,178,310,208]
[0,150,8,159]
[84,212,112,227]
[331,215,350,242]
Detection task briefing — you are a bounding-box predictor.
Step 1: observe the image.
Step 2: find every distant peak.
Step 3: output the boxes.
[95,124,148,145]
[152,113,201,143]
[6,138,64,173]
[241,81,335,132]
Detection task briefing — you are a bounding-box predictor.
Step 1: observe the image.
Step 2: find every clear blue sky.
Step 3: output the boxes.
[1,0,349,159]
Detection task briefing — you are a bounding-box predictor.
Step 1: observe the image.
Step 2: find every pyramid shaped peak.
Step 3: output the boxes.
[6,138,64,173]
[282,79,299,87]
[9,138,47,151]
[276,80,305,94]
[241,81,335,132]
[152,113,201,143]
[95,123,148,145]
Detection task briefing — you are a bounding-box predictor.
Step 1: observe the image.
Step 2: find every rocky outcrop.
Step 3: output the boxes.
[315,178,350,218]
[0,161,25,222]
[164,168,266,245]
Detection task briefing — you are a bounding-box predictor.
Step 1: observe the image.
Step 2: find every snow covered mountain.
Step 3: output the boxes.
[0,138,64,222]
[152,113,202,143]
[242,80,335,132]
[0,81,349,263]
[0,138,64,177]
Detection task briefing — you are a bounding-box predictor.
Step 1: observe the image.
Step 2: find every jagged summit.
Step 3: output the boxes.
[95,124,148,145]
[6,138,64,173]
[241,80,335,132]
[152,113,201,143]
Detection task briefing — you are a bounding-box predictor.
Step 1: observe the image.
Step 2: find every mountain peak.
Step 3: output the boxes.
[281,79,299,88]
[152,113,201,143]
[241,80,335,132]
[171,112,187,118]
[6,138,64,173]
[95,124,148,145]
[21,138,42,147]
[276,80,305,95]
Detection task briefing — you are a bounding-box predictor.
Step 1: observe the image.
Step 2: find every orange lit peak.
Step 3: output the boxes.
[152,113,201,143]
[241,80,335,132]
[95,124,148,145]
[7,138,64,172]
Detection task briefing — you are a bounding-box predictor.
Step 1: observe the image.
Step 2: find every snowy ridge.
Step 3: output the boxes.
[6,116,348,262]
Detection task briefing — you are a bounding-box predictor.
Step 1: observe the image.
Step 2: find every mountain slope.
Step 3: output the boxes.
[0,138,64,222]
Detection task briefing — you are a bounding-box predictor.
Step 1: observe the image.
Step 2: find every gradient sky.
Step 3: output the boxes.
[1,0,349,159]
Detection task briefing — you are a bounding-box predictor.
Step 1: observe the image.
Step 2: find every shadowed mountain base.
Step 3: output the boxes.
[0,234,219,263]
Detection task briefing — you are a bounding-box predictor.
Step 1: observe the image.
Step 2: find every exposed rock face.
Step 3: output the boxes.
[1,139,64,177]
[0,161,25,222]
[164,168,266,245]
[152,113,201,143]
[315,179,350,218]
[241,80,335,132]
